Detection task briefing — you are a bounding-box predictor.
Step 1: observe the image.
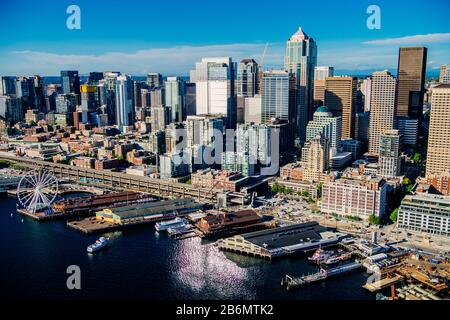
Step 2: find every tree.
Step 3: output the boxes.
[390,208,399,223]
[28,120,37,127]
[369,214,380,225]
[413,153,421,164]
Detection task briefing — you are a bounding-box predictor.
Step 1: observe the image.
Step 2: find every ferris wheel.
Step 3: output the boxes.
[17,169,59,214]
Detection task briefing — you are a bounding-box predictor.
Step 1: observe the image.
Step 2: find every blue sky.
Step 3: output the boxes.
[0,0,449,76]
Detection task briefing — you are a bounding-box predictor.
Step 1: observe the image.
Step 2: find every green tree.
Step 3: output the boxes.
[390,208,399,223]
[413,153,421,164]
[28,120,37,126]
[369,214,381,226]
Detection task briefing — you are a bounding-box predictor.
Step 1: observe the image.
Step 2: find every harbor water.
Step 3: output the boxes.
[0,194,375,300]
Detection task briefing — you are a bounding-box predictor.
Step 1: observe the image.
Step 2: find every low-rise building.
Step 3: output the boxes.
[192,169,249,192]
[397,193,450,236]
[196,210,261,236]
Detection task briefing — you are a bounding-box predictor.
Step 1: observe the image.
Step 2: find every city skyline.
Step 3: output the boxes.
[0,0,449,76]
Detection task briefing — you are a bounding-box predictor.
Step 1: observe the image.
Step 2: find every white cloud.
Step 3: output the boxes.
[7,43,285,76]
[363,33,450,45]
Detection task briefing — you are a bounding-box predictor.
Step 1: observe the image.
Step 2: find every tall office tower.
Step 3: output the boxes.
[397,47,427,119]
[97,82,115,125]
[146,73,163,88]
[140,89,151,109]
[115,75,133,128]
[314,66,334,81]
[306,106,342,153]
[355,112,370,150]
[31,75,45,112]
[284,27,317,141]
[360,78,372,112]
[88,72,104,85]
[426,85,450,176]
[151,106,172,132]
[0,76,16,95]
[236,59,259,124]
[56,93,77,117]
[80,85,98,123]
[313,79,326,108]
[379,129,401,178]
[150,88,165,107]
[368,71,397,155]
[261,70,296,124]
[164,77,185,123]
[440,65,450,84]
[60,70,80,94]
[185,83,196,116]
[244,95,262,124]
[190,57,235,128]
[324,76,357,139]
[132,81,143,113]
[0,95,22,124]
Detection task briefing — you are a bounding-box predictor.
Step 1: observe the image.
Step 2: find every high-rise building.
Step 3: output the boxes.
[306,106,342,153]
[0,76,16,95]
[360,78,372,112]
[147,73,163,88]
[60,70,80,95]
[237,59,259,124]
[368,71,397,155]
[314,66,334,81]
[426,84,450,176]
[80,85,98,123]
[440,65,450,84]
[261,70,295,124]
[396,47,427,119]
[379,129,401,178]
[164,77,185,123]
[115,75,133,128]
[88,72,104,85]
[300,134,330,182]
[151,106,172,132]
[185,83,196,116]
[313,79,326,108]
[284,27,317,140]
[0,95,22,124]
[324,76,357,139]
[190,57,235,128]
[244,95,262,124]
[55,93,77,124]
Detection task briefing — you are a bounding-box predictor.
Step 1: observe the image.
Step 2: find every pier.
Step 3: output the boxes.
[282,262,362,291]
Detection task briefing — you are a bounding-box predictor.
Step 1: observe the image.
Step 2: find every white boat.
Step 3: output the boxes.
[167,224,193,236]
[155,218,187,232]
[87,237,109,253]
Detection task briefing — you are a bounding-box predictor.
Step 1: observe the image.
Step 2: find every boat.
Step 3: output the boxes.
[155,217,187,232]
[308,248,334,264]
[87,237,109,253]
[167,224,193,236]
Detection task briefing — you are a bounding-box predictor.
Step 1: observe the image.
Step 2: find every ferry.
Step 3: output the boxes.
[308,248,334,264]
[167,224,193,236]
[87,237,109,253]
[155,217,187,232]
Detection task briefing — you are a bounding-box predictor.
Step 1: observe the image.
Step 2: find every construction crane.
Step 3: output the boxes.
[260,42,269,67]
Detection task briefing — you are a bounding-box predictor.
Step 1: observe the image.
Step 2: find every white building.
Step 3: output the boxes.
[314,66,334,81]
[398,193,450,236]
[190,57,235,127]
[115,75,133,128]
[306,106,342,154]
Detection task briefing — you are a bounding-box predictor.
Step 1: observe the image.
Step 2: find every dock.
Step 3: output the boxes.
[363,275,405,292]
[281,262,362,291]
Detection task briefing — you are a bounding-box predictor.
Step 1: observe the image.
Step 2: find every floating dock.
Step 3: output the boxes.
[282,262,362,291]
[363,275,405,292]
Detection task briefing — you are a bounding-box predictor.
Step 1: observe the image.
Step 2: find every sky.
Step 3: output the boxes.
[0,0,449,76]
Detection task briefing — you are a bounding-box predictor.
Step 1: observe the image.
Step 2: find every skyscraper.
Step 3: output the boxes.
[368,71,397,155]
[237,59,259,124]
[190,57,235,128]
[164,77,185,123]
[0,76,16,95]
[426,84,450,177]
[184,83,196,116]
[440,65,450,84]
[284,27,317,141]
[60,70,80,95]
[379,129,401,178]
[261,70,295,124]
[80,85,98,123]
[115,75,133,128]
[314,66,334,81]
[147,73,163,88]
[396,47,427,119]
[313,66,334,109]
[324,76,357,139]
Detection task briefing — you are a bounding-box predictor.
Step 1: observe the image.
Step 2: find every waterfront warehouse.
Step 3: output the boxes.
[96,198,202,225]
[218,222,348,259]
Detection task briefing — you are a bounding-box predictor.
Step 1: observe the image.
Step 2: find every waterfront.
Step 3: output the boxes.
[0,194,374,300]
